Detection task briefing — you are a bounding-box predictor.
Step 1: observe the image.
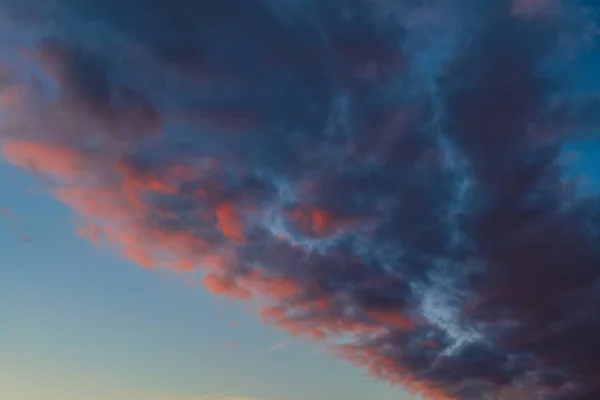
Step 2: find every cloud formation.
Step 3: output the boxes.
[1,0,600,399]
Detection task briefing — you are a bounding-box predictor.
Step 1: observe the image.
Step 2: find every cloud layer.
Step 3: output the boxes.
[1,0,600,398]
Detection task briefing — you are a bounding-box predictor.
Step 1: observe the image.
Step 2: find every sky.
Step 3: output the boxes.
[1,1,600,400]
[0,161,408,400]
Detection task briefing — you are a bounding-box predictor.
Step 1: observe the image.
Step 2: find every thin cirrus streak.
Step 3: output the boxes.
[134,392,266,400]
[1,0,600,399]
[267,341,288,353]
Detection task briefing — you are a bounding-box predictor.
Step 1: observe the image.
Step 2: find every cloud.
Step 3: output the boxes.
[1,0,600,399]
[267,341,288,353]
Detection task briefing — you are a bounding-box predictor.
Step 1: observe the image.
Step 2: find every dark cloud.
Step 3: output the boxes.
[1,0,600,398]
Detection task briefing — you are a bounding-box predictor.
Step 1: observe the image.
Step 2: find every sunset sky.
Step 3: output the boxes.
[1,1,600,400]
[1,161,408,400]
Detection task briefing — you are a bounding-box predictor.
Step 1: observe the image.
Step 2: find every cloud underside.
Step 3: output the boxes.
[1,0,600,399]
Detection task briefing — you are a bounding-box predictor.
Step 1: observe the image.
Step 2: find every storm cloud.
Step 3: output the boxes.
[1,0,600,398]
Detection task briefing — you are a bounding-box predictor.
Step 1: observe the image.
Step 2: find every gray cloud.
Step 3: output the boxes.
[1,0,600,398]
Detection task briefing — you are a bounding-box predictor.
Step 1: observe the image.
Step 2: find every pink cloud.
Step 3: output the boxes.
[1,140,90,183]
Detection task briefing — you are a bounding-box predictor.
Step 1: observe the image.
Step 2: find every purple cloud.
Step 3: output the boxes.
[1,0,600,398]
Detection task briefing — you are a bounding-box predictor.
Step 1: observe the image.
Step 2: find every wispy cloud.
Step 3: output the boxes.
[141,392,273,400]
[266,341,288,353]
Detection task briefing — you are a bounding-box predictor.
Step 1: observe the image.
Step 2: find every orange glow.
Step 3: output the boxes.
[215,202,246,243]
[243,270,300,299]
[203,273,252,299]
[1,140,87,182]
[290,206,336,236]
[368,309,414,330]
